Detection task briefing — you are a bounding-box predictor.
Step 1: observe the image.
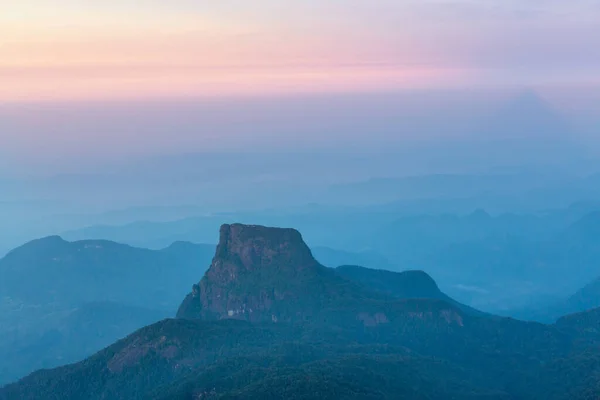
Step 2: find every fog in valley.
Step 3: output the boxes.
[3,1,600,397]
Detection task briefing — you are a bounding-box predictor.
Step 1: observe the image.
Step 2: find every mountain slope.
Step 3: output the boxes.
[563,279,600,315]
[148,353,512,400]
[176,224,473,324]
[4,224,600,400]
[3,315,519,400]
[335,265,485,316]
[312,246,395,270]
[4,295,594,399]
[0,302,169,386]
[0,236,214,308]
[0,237,215,385]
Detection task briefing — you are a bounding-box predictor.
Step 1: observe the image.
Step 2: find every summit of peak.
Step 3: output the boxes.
[176,223,326,321]
[214,224,314,272]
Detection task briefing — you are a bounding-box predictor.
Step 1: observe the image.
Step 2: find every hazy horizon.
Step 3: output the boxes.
[2,87,600,177]
[4,3,600,396]
[3,1,600,178]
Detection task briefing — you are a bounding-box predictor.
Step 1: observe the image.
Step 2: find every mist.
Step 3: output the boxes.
[3,2,600,396]
[1,87,600,255]
[2,87,599,175]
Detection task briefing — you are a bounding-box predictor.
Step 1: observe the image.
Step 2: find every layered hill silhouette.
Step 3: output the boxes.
[4,224,600,399]
[377,208,600,312]
[0,237,215,305]
[0,237,215,385]
[59,201,600,316]
[0,236,214,308]
[526,270,600,323]
[563,279,600,315]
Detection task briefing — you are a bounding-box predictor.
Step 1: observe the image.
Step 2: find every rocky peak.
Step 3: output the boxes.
[177,224,325,321]
[177,224,469,328]
[213,224,316,273]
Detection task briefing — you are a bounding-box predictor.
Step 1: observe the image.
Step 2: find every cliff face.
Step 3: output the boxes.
[176,224,467,328]
[177,224,328,322]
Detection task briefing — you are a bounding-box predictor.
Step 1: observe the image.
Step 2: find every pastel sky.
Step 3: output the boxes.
[2,0,600,102]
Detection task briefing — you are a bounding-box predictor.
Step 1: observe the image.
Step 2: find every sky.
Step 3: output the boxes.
[1,0,600,176]
[2,0,600,102]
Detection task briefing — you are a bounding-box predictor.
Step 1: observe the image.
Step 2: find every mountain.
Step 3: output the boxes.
[0,302,169,386]
[525,273,600,323]
[328,172,562,204]
[311,246,395,270]
[0,236,214,308]
[0,237,215,385]
[559,211,600,243]
[562,279,600,315]
[4,224,600,399]
[530,212,600,319]
[1,317,513,400]
[7,304,597,400]
[335,265,485,316]
[176,224,372,322]
[65,218,397,273]
[61,217,228,250]
[373,206,586,261]
[376,209,600,314]
[59,200,600,317]
[176,224,471,323]
[556,307,600,346]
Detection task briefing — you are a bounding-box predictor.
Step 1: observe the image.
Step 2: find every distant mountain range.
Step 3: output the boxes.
[0,236,215,309]
[4,224,600,399]
[0,232,424,386]
[59,202,600,313]
[515,254,600,323]
[563,278,600,316]
[0,237,215,385]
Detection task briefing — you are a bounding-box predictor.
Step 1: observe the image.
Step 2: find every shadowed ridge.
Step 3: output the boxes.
[335,265,486,316]
[3,235,69,259]
[336,266,440,292]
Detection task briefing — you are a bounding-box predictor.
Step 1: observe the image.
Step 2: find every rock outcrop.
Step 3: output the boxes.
[177,224,330,322]
[177,224,468,327]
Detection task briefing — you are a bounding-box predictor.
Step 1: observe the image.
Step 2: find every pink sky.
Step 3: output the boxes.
[1,1,599,102]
